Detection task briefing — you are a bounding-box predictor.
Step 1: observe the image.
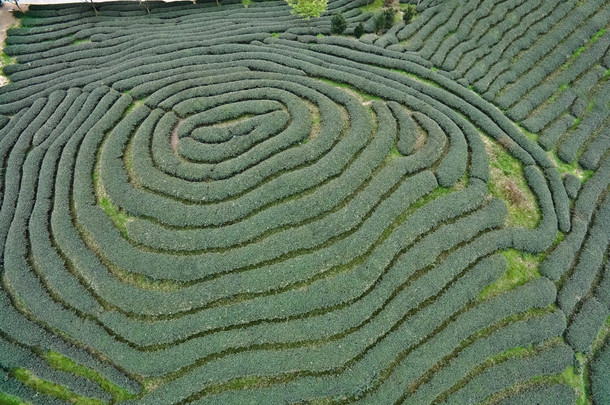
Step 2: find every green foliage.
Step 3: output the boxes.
[402,5,415,24]
[331,12,347,35]
[13,369,105,405]
[0,2,607,404]
[285,0,328,20]
[373,8,395,34]
[354,22,365,38]
[98,195,129,238]
[591,338,610,404]
[443,344,573,404]
[0,392,27,405]
[566,299,608,353]
[360,0,383,13]
[479,249,542,301]
[485,137,539,229]
[44,351,136,402]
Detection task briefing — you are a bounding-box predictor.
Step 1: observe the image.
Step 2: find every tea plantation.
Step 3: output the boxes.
[0,0,608,403]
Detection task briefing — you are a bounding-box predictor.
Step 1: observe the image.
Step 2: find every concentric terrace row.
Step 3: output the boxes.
[0,1,607,404]
[383,0,610,171]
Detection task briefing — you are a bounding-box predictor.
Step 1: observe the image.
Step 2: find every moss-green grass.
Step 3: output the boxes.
[92,171,129,238]
[44,351,136,403]
[317,78,382,102]
[548,151,594,181]
[360,0,384,13]
[13,369,105,405]
[98,196,128,237]
[485,137,539,228]
[0,392,29,405]
[560,359,590,405]
[1,53,16,81]
[389,68,443,88]
[479,249,542,301]
[1,53,14,67]
[72,38,92,46]
[515,123,538,142]
[562,28,607,71]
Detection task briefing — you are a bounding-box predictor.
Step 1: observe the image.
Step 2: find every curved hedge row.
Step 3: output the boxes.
[394,0,610,172]
[0,0,605,404]
[591,339,610,405]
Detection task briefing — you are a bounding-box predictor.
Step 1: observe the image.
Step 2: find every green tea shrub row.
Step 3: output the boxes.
[510,166,558,254]
[487,0,607,103]
[563,174,581,199]
[557,194,610,316]
[538,114,574,152]
[21,188,497,377]
[442,343,573,405]
[495,384,576,405]
[578,125,610,170]
[0,368,66,405]
[509,33,609,124]
[566,297,608,353]
[591,339,610,405]
[400,311,567,405]
[0,336,112,402]
[149,278,557,404]
[387,101,418,156]
[595,261,610,309]
[450,0,547,79]
[539,155,610,280]
[557,86,610,164]
[190,110,287,143]
[544,167,570,233]
[128,101,396,251]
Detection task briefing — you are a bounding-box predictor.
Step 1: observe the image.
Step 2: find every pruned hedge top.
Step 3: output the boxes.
[0,1,607,404]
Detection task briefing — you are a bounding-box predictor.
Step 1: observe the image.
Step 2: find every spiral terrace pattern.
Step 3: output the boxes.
[0,0,608,404]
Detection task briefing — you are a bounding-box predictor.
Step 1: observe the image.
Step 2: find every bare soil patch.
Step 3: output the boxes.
[0,3,26,86]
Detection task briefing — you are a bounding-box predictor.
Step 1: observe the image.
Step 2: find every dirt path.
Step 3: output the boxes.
[0,2,26,87]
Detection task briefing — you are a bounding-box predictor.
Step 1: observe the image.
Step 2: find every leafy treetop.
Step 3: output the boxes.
[285,0,329,20]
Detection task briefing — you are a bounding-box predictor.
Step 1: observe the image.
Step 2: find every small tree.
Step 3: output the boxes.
[331,12,347,35]
[403,5,415,24]
[383,8,395,28]
[354,22,365,38]
[374,8,394,34]
[285,0,328,20]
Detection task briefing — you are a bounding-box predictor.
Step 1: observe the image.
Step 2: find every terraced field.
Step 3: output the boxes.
[0,0,608,403]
